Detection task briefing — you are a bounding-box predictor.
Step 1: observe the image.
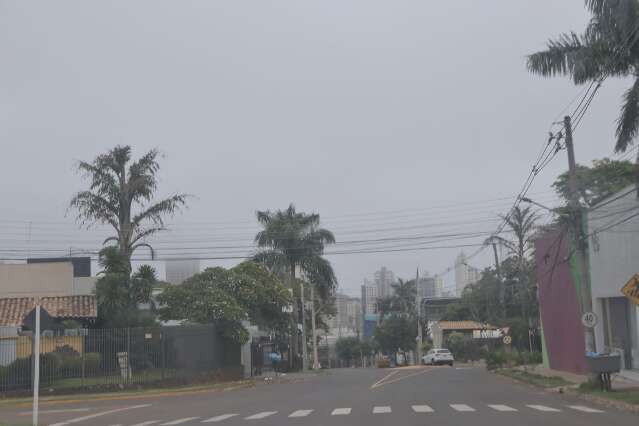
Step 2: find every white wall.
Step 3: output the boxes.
[588,186,639,364]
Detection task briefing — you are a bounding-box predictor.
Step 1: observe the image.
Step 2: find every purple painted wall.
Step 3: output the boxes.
[535,229,588,375]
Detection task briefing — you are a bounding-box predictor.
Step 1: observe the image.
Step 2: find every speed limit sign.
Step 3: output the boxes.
[581,312,598,328]
[503,335,512,345]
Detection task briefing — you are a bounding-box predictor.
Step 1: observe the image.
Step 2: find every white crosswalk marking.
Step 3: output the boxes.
[567,405,604,413]
[373,406,391,414]
[411,405,434,413]
[202,414,239,423]
[331,408,352,415]
[288,410,313,418]
[450,404,475,412]
[488,404,518,412]
[161,418,200,425]
[527,405,561,412]
[131,422,160,426]
[244,411,277,420]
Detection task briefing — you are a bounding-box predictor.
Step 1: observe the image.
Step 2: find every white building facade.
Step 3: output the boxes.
[588,186,639,374]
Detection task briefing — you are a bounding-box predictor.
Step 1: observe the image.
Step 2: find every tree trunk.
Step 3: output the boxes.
[310,284,320,370]
[300,280,308,371]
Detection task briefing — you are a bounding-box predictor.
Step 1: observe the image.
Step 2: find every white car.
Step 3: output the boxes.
[422,348,454,366]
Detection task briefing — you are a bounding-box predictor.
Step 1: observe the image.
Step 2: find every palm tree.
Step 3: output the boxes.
[496,206,538,321]
[391,278,416,316]
[253,204,337,370]
[70,146,188,265]
[527,0,639,153]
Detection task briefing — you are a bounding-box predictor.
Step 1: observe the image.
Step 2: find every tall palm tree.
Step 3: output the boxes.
[390,278,416,316]
[527,0,639,153]
[70,146,188,265]
[497,206,538,321]
[253,204,337,370]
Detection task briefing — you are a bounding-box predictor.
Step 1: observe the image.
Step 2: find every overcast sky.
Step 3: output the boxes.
[0,1,633,296]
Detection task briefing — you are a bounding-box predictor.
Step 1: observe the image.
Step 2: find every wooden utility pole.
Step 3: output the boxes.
[563,115,596,352]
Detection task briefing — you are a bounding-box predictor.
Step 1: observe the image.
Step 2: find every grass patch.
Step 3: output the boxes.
[498,368,572,388]
[578,381,639,406]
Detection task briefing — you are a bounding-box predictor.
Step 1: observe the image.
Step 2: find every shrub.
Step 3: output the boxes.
[486,350,507,370]
[377,357,391,368]
[84,353,101,371]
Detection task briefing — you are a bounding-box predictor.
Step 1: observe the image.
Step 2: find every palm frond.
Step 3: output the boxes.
[70,191,119,229]
[615,76,639,152]
[132,194,189,226]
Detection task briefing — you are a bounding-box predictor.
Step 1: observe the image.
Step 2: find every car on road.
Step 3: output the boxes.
[422,348,454,366]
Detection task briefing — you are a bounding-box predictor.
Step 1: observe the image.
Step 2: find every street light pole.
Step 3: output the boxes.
[415,268,422,364]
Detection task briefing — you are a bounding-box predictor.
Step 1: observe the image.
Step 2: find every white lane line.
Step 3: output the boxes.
[288,410,313,418]
[161,418,200,425]
[47,404,152,426]
[567,405,605,413]
[244,411,277,420]
[131,422,161,426]
[488,404,518,412]
[331,408,352,415]
[372,406,392,414]
[202,414,239,423]
[19,408,91,416]
[450,404,475,412]
[527,404,561,412]
[411,405,434,413]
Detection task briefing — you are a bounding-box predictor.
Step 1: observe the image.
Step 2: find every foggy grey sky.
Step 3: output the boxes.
[0,1,633,296]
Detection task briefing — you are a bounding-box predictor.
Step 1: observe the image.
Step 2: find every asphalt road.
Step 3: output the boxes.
[1,366,636,426]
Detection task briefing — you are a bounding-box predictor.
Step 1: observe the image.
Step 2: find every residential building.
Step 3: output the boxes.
[374,266,395,299]
[587,186,639,373]
[454,252,481,297]
[165,259,200,285]
[361,283,379,338]
[0,260,96,298]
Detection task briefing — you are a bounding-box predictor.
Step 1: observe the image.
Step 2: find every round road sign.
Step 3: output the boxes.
[503,335,512,345]
[581,312,598,328]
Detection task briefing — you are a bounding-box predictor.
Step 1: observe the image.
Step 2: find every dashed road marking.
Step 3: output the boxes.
[488,404,518,412]
[567,405,604,413]
[202,414,239,423]
[47,404,152,426]
[373,406,391,414]
[131,421,161,426]
[244,411,277,420]
[161,418,200,425]
[527,404,561,412]
[450,404,475,412]
[411,405,434,413]
[288,410,313,418]
[331,408,352,415]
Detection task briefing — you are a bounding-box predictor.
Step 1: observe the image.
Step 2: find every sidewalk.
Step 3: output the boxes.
[513,364,639,389]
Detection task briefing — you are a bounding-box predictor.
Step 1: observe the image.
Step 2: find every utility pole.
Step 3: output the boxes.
[564,115,596,352]
[415,268,422,365]
[487,238,505,317]
[300,282,308,371]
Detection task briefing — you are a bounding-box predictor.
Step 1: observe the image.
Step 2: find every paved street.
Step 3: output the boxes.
[1,366,636,426]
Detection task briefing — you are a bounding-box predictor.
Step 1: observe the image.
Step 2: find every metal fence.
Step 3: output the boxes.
[0,324,242,394]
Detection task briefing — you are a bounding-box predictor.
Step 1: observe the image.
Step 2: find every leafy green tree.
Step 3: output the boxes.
[390,278,416,316]
[527,0,639,152]
[253,204,337,369]
[374,314,416,356]
[553,158,635,206]
[335,336,360,364]
[157,263,291,344]
[70,146,188,266]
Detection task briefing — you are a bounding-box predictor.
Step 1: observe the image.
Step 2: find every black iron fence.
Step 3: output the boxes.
[0,324,241,394]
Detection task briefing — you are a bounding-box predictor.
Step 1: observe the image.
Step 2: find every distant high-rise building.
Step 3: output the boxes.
[165,260,200,285]
[433,274,443,298]
[374,266,395,298]
[329,293,362,335]
[454,252,482,296]
[361,283,379,338]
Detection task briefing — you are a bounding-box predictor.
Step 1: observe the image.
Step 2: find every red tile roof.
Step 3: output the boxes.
[437,320,497,330]
[0,295,97,326]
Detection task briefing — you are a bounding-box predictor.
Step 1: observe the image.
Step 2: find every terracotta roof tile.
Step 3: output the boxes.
[437,320,497,330]
[0,295,96,327]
